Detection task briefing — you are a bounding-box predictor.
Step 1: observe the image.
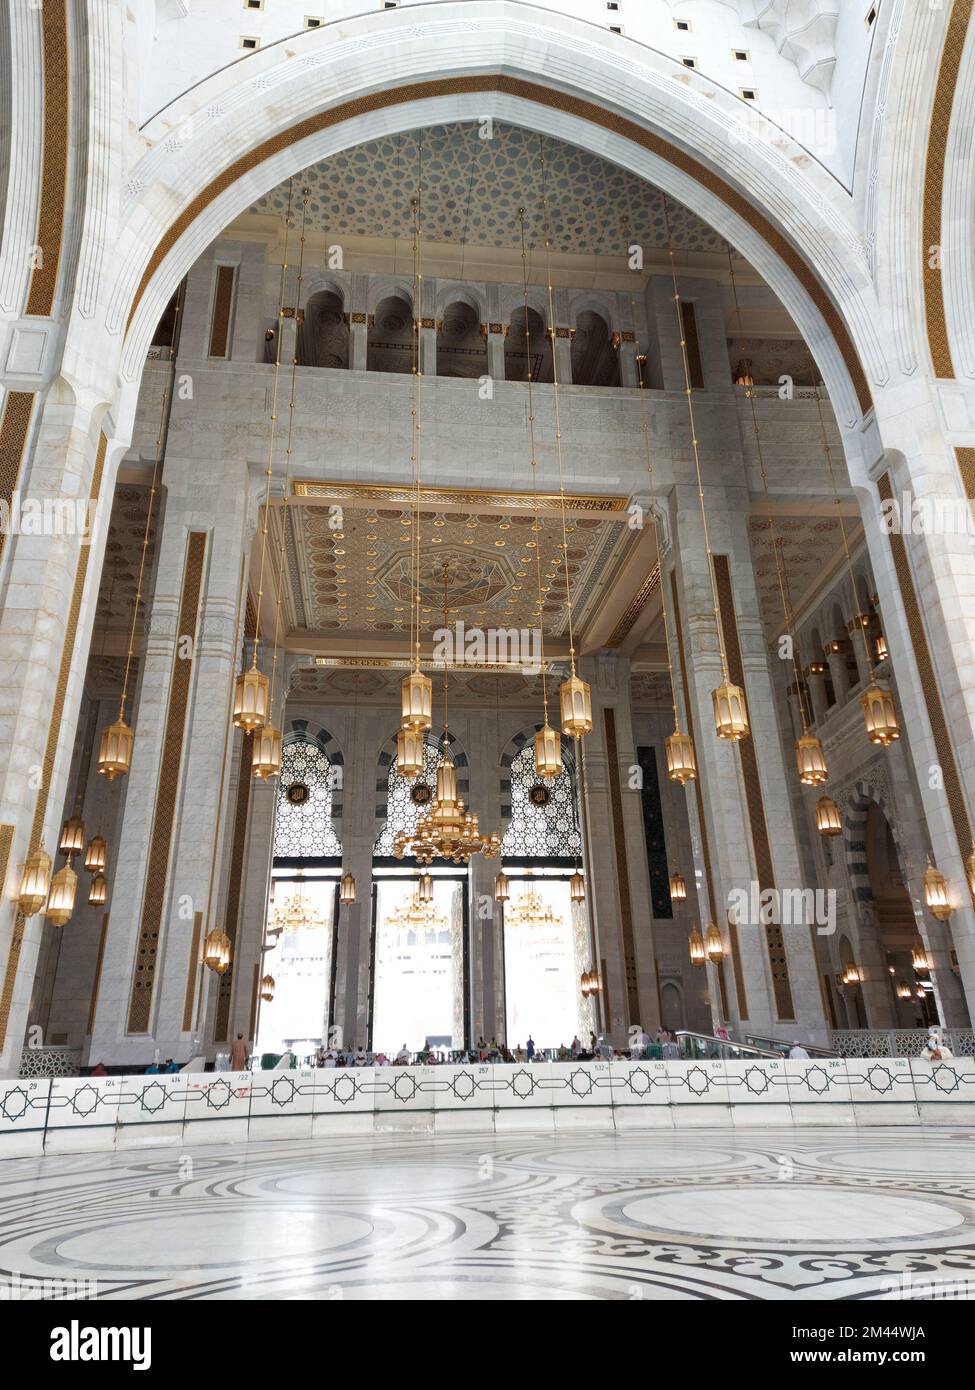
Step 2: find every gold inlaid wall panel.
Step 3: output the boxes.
[606,565,660,649]
[713,553,795,1022]
[127,76,871,414]
[0,392,36,569]
[25,0,69,317]
[128,531,207,1033]
[923,0,974,379]
[208,264,236,358]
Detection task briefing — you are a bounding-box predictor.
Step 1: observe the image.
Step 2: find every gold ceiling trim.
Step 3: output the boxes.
[923,0,973,379]
[306,656,554,672]
[127,76,871,412]
[606,564,660,648]
[292,479,628,512]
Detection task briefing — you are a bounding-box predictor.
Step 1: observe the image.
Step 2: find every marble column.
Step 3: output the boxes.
[551,328,574,385]
[668,484,830,1043]
[88,430,256,1065]
[615,333,639,387]
[483,325,507,384]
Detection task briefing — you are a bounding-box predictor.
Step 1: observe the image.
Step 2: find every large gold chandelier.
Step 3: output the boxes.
[394,754,501,866]
[506,888,559,930]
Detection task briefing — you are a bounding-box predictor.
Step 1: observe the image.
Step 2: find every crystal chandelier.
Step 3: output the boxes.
[394,755,501,866]
[384,891,446,935]
[506,888,559,930]
[268,879,323,935]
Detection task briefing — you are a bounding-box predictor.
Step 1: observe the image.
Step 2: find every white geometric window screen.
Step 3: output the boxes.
[374,737,445,856]
[273,738,341,858]
[502,743,582,859]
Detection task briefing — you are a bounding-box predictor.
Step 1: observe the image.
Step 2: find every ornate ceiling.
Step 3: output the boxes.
[274,482,636,648]
[249,121,727,256]
[747,514,846,639]
[290,664,550,709]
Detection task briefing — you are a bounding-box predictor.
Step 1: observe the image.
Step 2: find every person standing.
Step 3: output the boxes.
[526,1035,535,1061]
[230,1032,249,1071]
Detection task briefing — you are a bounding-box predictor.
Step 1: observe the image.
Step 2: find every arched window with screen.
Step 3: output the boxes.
[374,736,445,857]
[501,743,582,861]
[274,737,341,860]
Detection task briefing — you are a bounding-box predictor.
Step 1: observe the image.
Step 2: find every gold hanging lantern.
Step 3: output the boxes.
[97,717,134,780]
[88,873,108,907]
[260,973,275,1002]
[896,982,912,1001]
[570,870,585,903]
[712,680,749,741]
[401,669,433,731]
[815,794,843,836]
[46,863,77,928]
[842,963,862,986]
[340,872,357,906]
[418,872,434,903]
[396,726,425,779]
[911,944,930,974]
[705,922,725,963]
[689,928,707,967]
[494,870,510,903]
[18,848,52,917]
[251,722,282,780]
[923,860,951,920]
[862,682,900,745]
[669,871,687,903]
[59,815,86,858]
[665,728,697,783]
[559,674,592,738]
[795,732,828,786]
[233,666,269,732]
[203,927,232,974]
[533,723,563,778]
[875,633,888,662]
[84,834,107,873]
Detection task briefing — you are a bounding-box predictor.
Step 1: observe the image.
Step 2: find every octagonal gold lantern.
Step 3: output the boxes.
[570,870,585,903]
[923,860,952,921]
[401,669,433,732]
[260,973,275,1002]
[533,723,563,778]
[233,666,269,732]
[712,680,749,741]
[252,722,282,780]
[815,795,843,837]
[669,871,687,903]
[84,835,107,874]
[559,674,592,738]
[46,863,77,928]
[705,922,725,964]
[18,848,52,917]
[862,682,900,746]
[340,872,357,906]
[58,815,86,858]
[665,728,697,784]
[97,718,134,780]
[494,870,510,903]
[396,726,425,779]
[689,928,707,968]
[795,733,828,786]
[88,873,108,907]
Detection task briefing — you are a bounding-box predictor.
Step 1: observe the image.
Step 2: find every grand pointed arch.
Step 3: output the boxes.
[80,2,886,447]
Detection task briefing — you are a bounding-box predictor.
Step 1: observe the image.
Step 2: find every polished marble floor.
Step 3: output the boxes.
[1,1127,974,1299]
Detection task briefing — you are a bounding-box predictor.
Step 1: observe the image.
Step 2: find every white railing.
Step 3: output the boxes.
[830,1029,975,1058]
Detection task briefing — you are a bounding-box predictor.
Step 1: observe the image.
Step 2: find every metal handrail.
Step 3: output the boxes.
[744,1033,837,1058]
[674,1030,780,1060]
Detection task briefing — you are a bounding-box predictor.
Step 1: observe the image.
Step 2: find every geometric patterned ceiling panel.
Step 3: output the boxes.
[289,665,550,708]
[747,514,844,641]
[250,121,726,255]
[276,483,634,644]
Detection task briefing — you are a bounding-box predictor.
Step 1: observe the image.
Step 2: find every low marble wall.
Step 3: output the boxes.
[2,1057,974,1157]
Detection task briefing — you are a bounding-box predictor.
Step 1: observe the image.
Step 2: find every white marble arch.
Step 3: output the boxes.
[69,1,889,452]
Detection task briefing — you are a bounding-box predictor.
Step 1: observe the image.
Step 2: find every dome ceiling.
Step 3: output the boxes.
[249,121,727,256]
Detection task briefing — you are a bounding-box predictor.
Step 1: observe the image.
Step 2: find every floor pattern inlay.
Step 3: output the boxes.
[1,1128,974,1300]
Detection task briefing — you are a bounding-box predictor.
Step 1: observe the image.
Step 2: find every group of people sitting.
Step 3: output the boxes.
[306,1028,691,1068]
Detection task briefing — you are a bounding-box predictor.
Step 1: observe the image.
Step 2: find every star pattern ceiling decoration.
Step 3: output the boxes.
[273,488,634,643]
[249,121,726,256]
